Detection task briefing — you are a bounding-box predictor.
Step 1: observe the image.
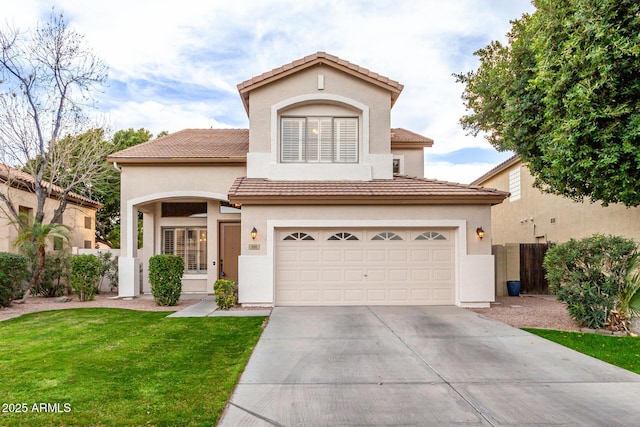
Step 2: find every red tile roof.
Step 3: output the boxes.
[0,164,101,208]
[107,128,432,163]
[228,176,509,205]
[237,52,404,114]
[390,128,434,148]
[470,154,520,186]
[107,129,249,164]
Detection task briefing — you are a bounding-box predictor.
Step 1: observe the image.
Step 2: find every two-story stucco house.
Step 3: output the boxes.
[0,164,100,253]
[109,52,508,307]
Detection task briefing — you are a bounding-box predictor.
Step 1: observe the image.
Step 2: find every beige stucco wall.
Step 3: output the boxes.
[245,66,394,181]
[248,66,392,154]
[118,163,245,295]
[237,203,495,306]
[391,148,425,178]
[481,160,640,245]
[0,184,97,253]
[240,204,492,256]
[119,164,246,257]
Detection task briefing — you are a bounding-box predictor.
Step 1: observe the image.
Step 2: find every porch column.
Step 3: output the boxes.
[118,204,140,297]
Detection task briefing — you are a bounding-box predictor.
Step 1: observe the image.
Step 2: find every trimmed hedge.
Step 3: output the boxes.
[214,279,237,310]
[70,254,102,301]
[148,255,184,306]
[0,252,28,307]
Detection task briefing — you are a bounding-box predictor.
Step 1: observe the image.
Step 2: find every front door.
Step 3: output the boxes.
[219,222,241,283]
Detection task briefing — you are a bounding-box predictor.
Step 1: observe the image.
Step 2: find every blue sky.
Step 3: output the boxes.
[4,0,534,183]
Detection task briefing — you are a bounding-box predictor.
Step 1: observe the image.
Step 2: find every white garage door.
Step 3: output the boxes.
[275,228,455,306]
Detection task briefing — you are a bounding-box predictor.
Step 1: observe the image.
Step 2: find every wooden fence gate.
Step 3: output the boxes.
[519,243,552,294]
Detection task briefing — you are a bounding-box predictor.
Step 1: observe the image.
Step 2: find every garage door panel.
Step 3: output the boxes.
[389,289,409,302]
[366,250,386,262]
[434,269,453,281]
[389,269,408,281]
[276,228,455,306]
[433,249,454,262]
[345,289,365,301]
[411,249,430,262]
[322,270,342,282]
[367,269,386,281]
[322,289,341,302]
[367,289,386,301]
[322,250,342,262]
[300,250,321,262]
[300,269,320,281]
[344,250,364,262]
[344,269,365,281]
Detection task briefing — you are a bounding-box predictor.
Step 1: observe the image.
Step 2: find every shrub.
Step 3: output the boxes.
[544,234,637,329]
[96,251,119,292]
[148,255,184,306]
[70,254,102,301]
[214,279,238,310]
[33,251,70,297]
[0,252,28,307]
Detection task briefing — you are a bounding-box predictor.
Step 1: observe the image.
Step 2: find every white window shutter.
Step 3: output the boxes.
[334,118,358,163]
[281,118,305,162]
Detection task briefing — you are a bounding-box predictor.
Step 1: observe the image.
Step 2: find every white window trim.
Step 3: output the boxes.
[280,116,358,163]
[271,94,369,166]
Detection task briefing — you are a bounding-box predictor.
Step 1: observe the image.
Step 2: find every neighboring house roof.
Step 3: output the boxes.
[0,164,101,209]
[228,176,509,205]
[471,154,521,186]
[107,128,431,163]
[390,128,433,148]
[237,52,405,114]
[107,129,250,164]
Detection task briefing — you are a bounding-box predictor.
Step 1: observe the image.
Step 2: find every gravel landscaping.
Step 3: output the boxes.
[470,295,581,331]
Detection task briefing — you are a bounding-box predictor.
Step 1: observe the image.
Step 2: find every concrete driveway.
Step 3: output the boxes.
[219,306,640,426]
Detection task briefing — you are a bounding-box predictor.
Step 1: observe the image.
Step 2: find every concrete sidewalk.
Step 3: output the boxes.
[167,297,271,317]
[219,305,640,426]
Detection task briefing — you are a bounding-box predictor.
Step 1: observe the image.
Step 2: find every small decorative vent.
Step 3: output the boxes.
[328,232,359,241]
[371,232,403,241]
[415,232,447,241]
[283,232,315,241]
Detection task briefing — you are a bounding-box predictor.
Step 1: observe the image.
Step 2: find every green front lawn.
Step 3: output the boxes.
[0,309,266,426]
[524,328,640,375]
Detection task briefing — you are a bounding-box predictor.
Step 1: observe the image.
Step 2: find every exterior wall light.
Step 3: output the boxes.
[476,227,485,239]
[250,227,258,240]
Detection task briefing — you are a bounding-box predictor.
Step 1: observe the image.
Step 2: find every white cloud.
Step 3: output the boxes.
[3,0,535,179]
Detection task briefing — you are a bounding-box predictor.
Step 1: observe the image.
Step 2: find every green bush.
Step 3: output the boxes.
[0,252,28,307]
[214,279,238,310]
[544,234,637,329]
[33,252,70,297]
[148,255,184,306]
[70,255,102,301]
[96,251,118,292]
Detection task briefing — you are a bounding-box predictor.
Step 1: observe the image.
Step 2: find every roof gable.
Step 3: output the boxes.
[471,154,520,186]
[237,52,404,115]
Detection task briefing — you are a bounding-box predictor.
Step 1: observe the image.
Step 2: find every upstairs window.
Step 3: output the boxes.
[509,168,521,202]
[281,116,358,163]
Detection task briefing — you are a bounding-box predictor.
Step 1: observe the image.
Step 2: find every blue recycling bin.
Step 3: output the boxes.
[507,280,521,296]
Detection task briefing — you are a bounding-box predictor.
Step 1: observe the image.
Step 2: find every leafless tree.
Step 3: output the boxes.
[0,10,109,229]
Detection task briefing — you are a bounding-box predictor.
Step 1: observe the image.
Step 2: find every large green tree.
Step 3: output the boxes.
[94,128,153,248]
[456,0,640,206]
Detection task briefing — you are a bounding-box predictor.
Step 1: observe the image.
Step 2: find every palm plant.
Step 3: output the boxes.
[12,214,71,299]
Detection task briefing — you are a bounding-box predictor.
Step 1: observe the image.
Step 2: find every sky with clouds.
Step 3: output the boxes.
[4,0,535,183]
